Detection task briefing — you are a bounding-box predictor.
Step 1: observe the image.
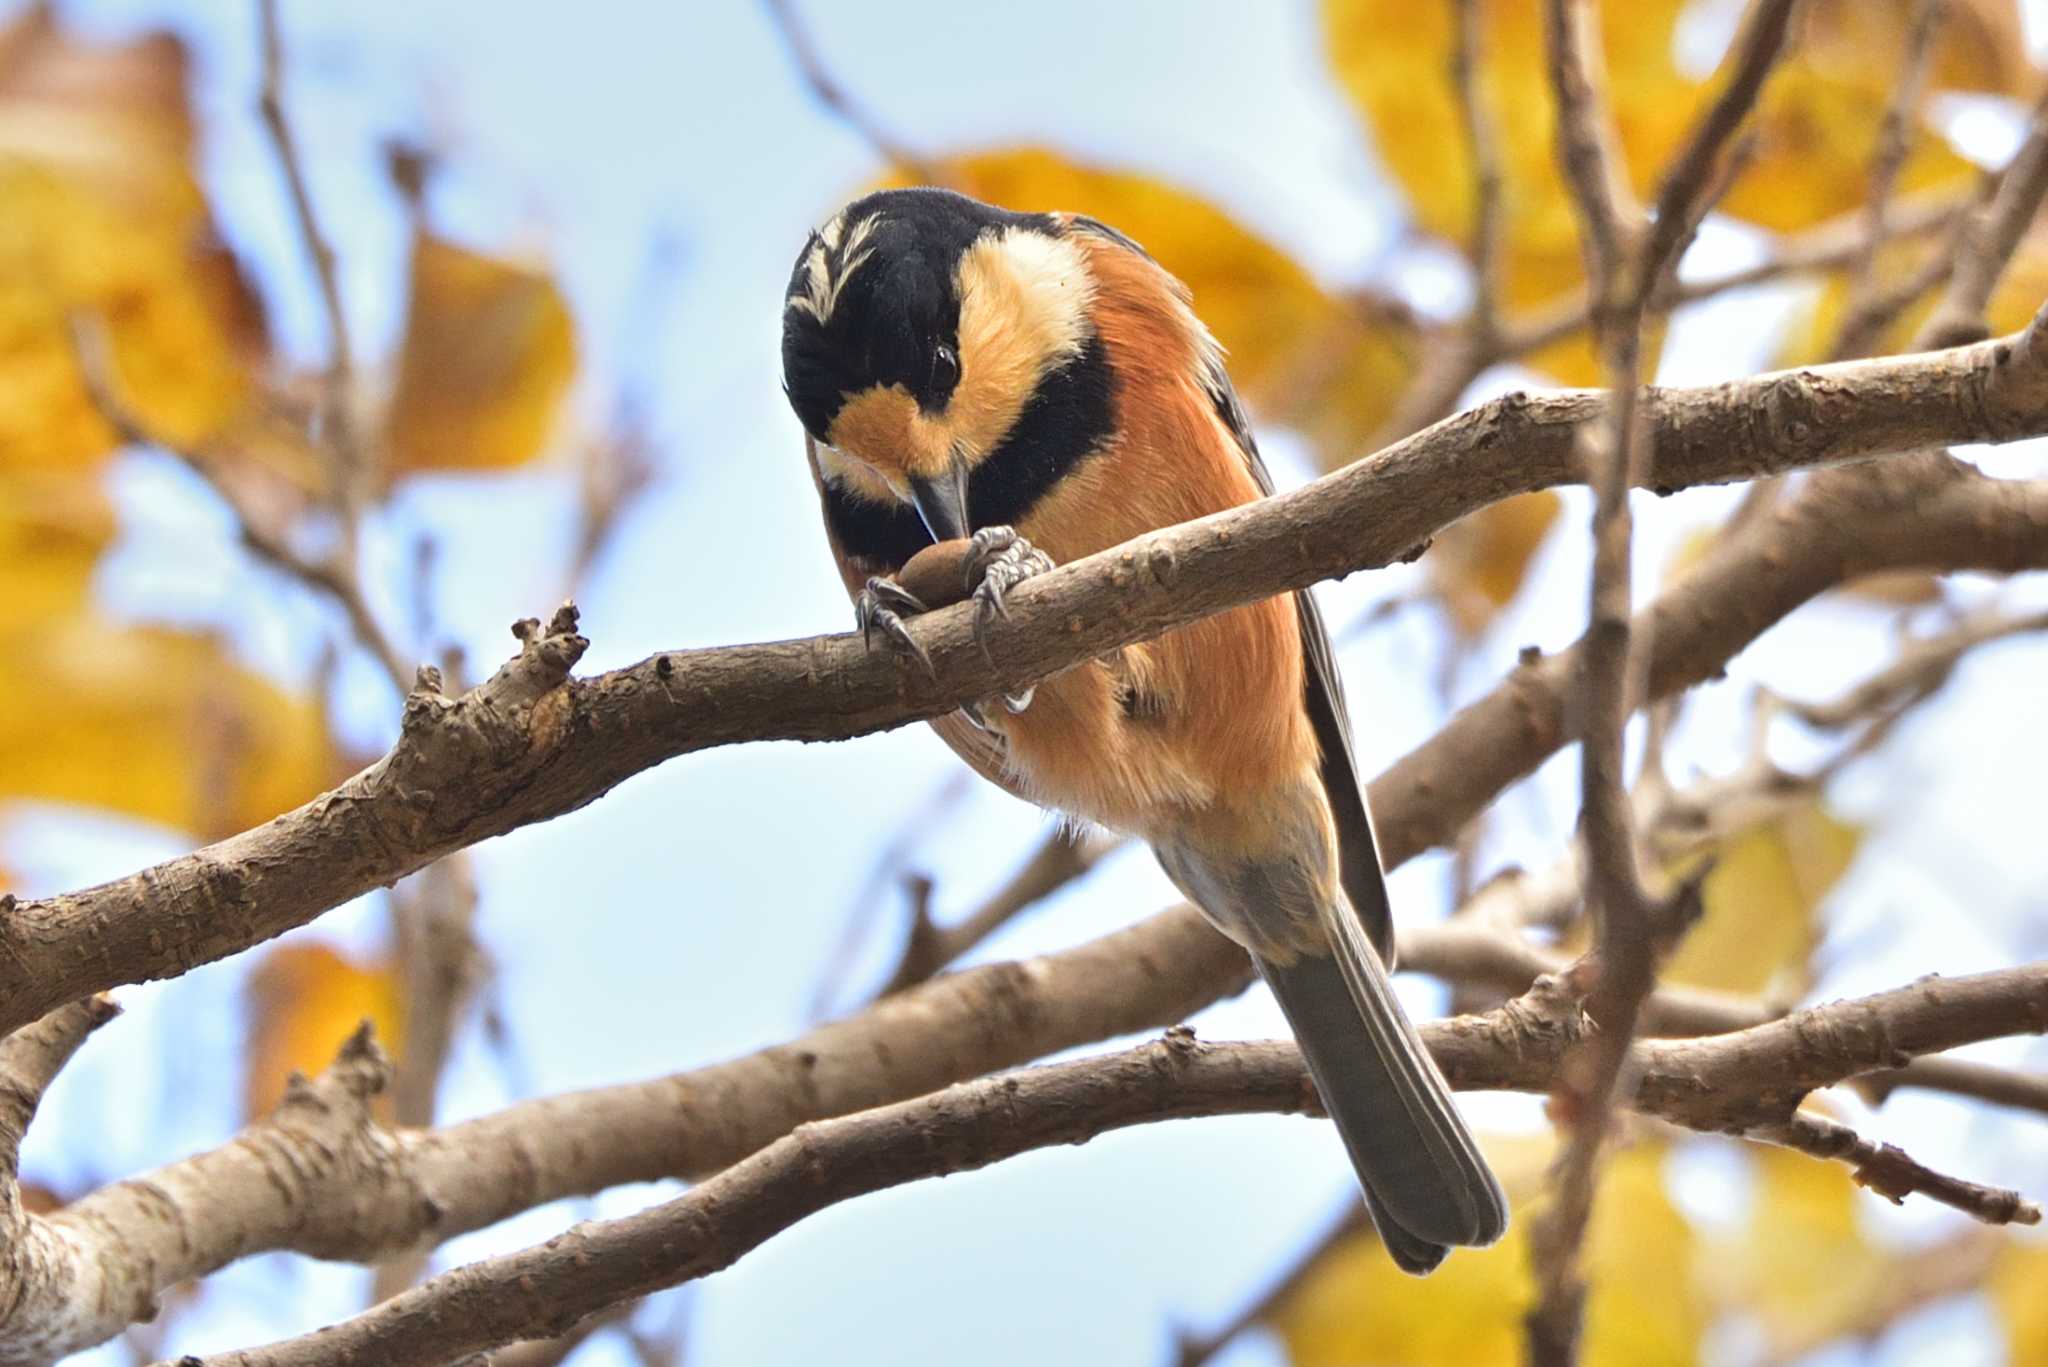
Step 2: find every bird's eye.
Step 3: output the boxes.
[932,343,960,393]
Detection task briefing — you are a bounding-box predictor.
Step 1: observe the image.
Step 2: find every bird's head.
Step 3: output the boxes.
[780,187,1101,540]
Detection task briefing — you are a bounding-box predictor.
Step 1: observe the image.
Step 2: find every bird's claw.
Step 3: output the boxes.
[856,575,935,676]
[964,526,1053,712]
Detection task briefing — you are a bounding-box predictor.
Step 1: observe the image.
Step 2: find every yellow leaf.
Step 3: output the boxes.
[1321,1,1982,381]
[1426,490,1562,637]
[883,149,1422,469]
[1719,64,1976,235]
[0,12,258,467]
[0,617,334,838]
[1321,0,1692,385]
[384,230,579,477]
[1805,0,2038,102]
[243,941,403,1120]
[1701,1146,1901,1356]
[1273,1142,1702,1367]
[0,471,113,628]
[1989,1241,2048,1362]
[1663,801,1862,996]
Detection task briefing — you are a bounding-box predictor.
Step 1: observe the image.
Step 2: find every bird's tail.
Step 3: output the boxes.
[1257,906,1509,1274]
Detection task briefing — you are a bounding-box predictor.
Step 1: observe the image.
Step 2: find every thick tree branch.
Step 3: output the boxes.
[6,322,2048,1039]
[186,962,2048,1367]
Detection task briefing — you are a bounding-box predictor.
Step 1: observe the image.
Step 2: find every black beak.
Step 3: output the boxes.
[908,458,972,543]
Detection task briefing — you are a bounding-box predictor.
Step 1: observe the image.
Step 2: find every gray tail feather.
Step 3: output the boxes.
[1258,932,1509,1274]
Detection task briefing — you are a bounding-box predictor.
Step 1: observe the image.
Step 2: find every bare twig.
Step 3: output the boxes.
[1452,0,1505,345]
[1760,1112,2039,1224]
[1172,1201,1369,1367]
[1838,0,1949,355]
[1921,89,2048,347]
[874,828,1122,999]
[760,0,937,181]
[1636,0,1801,297]
[1543,0,1638,321]
[257,0,363,501]
[68,311,414,689]
[1530,9,1800,1356]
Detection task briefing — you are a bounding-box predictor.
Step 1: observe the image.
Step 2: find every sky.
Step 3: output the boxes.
[8,1,2048,1364]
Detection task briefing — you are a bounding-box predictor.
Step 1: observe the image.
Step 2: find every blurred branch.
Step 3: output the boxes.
[1543,0,1638,311]
[0,903,2022,1360]
[69,312,414,689]
[1760,1112,2038,1223]
[870,827,1122,1000]
[1922,88,2048,348]
[1172,1201,1369,1367]
[257,0,364,503]
[1835,0,1949,359]
[1530,7,1798,1358]
[185,960,2048,1366]
[761,0,937,182]
[7,317,2048,1038]
[1452,0,1504,348]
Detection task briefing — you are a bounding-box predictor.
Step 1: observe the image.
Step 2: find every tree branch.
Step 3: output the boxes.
[5,321,2047,1039]
[185,961,2048,1367]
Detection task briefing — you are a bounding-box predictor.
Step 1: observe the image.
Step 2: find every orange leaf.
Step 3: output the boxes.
[0,618,335,838]
[879,148,1421,469]
[243,942,403,1121]
[0,11,261,468]
[384,231,579,477]
[1426,491,1562,637]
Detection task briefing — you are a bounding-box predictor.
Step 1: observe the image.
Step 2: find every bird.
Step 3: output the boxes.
[780,186,1508,1273]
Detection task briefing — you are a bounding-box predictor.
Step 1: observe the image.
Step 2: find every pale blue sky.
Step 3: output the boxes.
[9,2,2048,1364]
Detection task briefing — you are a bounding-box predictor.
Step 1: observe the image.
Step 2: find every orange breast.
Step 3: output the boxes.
[982,236,1320,848]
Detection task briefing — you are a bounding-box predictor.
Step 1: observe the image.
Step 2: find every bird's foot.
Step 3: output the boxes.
[855,575,935,676]
[964,526,1054,713]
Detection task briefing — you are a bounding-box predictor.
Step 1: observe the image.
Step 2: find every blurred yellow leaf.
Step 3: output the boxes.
[1783,214,2048,366]
[1321,1,1985,381]
[0,11,259,467]
[0,471,113,628]
[243,941,403,1120]
[1274,1143,1702,1367]
[1427,490,1562,636]
[1989,1240,2048,1362]
[886,148,1421,469]
[1322,0,1692,385]
[1663,801,1862,996]
[1719,65,1976,235]
[0,617,334,838]
[1805,0,2037,101]
[1701,1146,1900,1356]
[384,230,579,477]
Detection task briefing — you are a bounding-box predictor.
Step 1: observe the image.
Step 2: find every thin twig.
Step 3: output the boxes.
[257,0,363,503]
[1635,0,1801,298]
[760,0,938,181]
[68,312,414,688]
[1452,0,1505,346]
[874,829,1123,999]
[1921,88,2048,347]
[1761,1112,2040,1224]
[1838,0,1949,354]
[1172,1201,1369,1367]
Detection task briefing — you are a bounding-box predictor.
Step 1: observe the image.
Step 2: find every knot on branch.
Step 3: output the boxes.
[277,1021,390,1117]
[375,602,590,822]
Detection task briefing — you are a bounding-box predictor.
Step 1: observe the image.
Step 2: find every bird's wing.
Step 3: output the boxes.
[1199,359,1397,963]
[802,437,1028,801]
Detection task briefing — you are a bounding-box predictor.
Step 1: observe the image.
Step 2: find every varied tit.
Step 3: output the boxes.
[780,187,1508,1272]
